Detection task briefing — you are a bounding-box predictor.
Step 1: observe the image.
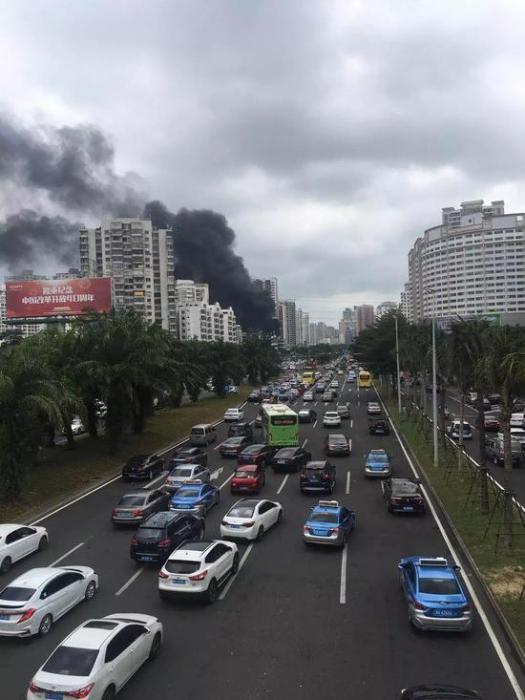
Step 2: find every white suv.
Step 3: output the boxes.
[323,411,341,427]
[224,408,244,422]
[0,566,98,638]
[158,540,239,604]
[27,613,163,700]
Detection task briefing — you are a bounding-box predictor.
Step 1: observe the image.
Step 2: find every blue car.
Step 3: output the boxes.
[303,499,356,547]
[169,482,220,516]
[398,556,472,632]
[364,448,391,478]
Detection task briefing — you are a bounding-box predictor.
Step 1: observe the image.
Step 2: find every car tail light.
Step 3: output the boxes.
[132,509,143,517]
[300,474,307,480]
[111,508,117,516]
[18,608,36,623]
[158,570,169,579]
[158,538,171,547]
[189,569,208,581]
[331,528,340,535]
[221,520,228,526]
[242,521,255,528]
[413,601,427,611]
[321,474,330,480]
[64,684,95,698]
[130,537,138,545]
[390,497,401,504]
[29,681,44,693]
[303,526,310,534]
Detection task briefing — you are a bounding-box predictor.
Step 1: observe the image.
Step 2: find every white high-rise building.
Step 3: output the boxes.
[278,300,296,347]
[177,301,239,343]
[408,200,525,321]
[80,218,176,331]
[174,280,209,307]
[400,283,412,321]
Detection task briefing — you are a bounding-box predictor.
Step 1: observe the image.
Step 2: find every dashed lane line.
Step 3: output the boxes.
[312,420,318,429]
[345,471,351,495]
[49,542,85,567]
[340,544,348,604]
[276,474,289,495]
[219,544,254,601]
[219,473,235,490]
[115,567,145,596]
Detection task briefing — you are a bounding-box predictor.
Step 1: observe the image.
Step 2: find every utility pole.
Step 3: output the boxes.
[395,314,402,416]
[432,313,438,467]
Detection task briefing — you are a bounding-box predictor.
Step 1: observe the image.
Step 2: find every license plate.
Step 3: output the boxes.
[403,506,414,512]
[141,556,154,562]
[229,524,241,529]
[176,504,191,509]
[45,693,63,700]
[313,529,327,536]
[0,614,10,620]
[171,578,187,585]
[432,609,454,617]
[278,460,286,464]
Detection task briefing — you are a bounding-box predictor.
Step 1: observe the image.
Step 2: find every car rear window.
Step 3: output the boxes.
[118,495,146,506]
[137,527,163,538]
[191,428,204,435]
[228,505,255,518]
[309,512,338,524]
[42,646,99,676]
[418,577,461,595]
[175,488,200,498]
[393,482,419,495]
[235,470,256,478]
[164,560,201,574]
[171,468,193,478]
[0,586,35,601]
[369,453,387,462]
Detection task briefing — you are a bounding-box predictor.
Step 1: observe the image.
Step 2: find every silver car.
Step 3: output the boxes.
[163,464,211,493]
[111,489,170,525]
[0,566,98,637]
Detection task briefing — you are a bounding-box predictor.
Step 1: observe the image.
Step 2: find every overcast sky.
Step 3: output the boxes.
[2,0,525,324]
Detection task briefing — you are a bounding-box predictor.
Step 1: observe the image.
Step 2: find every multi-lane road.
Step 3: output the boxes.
[2,380,525,699]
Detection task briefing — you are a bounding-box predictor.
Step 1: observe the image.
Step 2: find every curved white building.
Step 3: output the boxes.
[408,200,525,321]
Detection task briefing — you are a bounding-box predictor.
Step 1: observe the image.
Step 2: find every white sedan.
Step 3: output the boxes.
[323,411,342,427]
[0,524,48,573]
[224,407,244,422]
[27,613,163,700]
[159,539,239,604]
[303,391,314,402]
[0,566,98,638]
[220,498,283,540]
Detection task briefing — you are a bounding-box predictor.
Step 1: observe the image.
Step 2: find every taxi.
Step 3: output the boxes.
[303,500,356,547]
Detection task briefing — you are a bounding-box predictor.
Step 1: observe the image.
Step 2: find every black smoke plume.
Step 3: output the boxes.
[144,201,277,331]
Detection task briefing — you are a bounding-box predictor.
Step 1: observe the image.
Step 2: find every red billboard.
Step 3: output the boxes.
[6,277,112,319]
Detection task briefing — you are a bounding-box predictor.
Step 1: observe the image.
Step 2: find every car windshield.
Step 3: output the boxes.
[171,468,193,478]
[419,577,461,595]
[369,453,387,462]
[164,560,201,574]
[228,505,255,518]
[117,495,146,506]
[0,586,35,601]
[175,488,200,498]
[42,646,99,677]
[309,512,338,524]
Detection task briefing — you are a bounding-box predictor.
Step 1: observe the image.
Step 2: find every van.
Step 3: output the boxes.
[189,423,217,447]
[485,433,523,468]
[446,420,473,440]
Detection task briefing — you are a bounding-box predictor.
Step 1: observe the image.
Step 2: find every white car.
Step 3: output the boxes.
[70,416,85,435]
[27,613,163,700]
[220,498,283,541]
[323,411,342,427]
[0,524,48,573]
[303,391,314,402]
[330,380,339,388]
[367,402,382,415]
[224,407,244,422]
[163,465,211,493]
[0,566,98,638]
[158,539,239,604]
[510,412,525,428]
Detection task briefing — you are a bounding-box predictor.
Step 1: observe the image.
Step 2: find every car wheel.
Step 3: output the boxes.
[256,526,264,541]
[148,632,162,661]
[38,536,48,551]
[102,686,116,700]
[0,556,11,574]
[84,581,97,601]
[38,614,53,637]
[206,579,218,604]
[231,553,239,575]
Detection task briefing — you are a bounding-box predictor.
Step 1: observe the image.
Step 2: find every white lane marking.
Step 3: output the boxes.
[380,396,525,700]
[219,544,254,600]
[115,567,145,596]
[345,471,351,494]
[276,474,289,495]
[340,544,348,604]
[142,471,169,489]
[301,439,308,449]
[313,420,318,429]
[350,418,354,429]
[219,473,234,490]
[214,441,224,451]
[49,542,84,567]
[210,467,224,480]
[314,402,318,406]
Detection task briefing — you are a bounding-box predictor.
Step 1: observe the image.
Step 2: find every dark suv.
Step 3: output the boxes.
[130,511,204,563]
[169,447,208,469]
[237,444,276,467]
[369,418,390,436]
[122,454,165,481]
[228,422,254,441]
[300,461,336,494]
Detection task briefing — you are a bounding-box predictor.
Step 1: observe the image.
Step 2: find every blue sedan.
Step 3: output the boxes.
[364,448,391,478]
[169,482,220,516]
[398,556,472,632]
[303,499,356,547]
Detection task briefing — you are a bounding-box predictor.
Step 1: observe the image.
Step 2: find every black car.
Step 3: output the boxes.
[315,382,326,394]
[273,447,312,473]
[122,454,165,481]
[248,390,262,403]
[298,409,317,424]
[369,418,390,435]
[237,444,276,467]
[220,436,251,457]
[300,461,336,493]
[325,433,350,456]
[228,422,254,441]
[400,685,481,699]
[382,477,425,514]
[169,447,208,469]
[130,511,204,563]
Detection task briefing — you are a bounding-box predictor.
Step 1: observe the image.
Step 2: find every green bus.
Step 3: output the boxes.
[262,404,299,447]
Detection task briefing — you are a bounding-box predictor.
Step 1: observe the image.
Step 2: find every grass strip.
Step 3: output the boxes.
[1,387,253,522]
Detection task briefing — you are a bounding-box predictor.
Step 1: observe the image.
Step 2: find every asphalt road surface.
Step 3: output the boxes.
[2,381,524,699]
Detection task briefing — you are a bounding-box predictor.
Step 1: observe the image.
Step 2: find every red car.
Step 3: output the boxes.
[484,415,501,432]
[230,465,265,494]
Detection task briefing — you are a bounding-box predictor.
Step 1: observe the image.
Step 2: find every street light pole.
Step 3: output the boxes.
[395,315,402,415]
[431,313,439,467]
